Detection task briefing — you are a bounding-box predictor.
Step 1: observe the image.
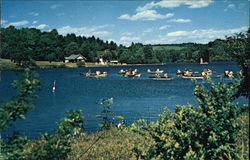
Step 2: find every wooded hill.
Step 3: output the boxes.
[0,26,245,65]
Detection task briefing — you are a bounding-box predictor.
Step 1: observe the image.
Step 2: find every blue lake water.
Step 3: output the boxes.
[0,62,247,138]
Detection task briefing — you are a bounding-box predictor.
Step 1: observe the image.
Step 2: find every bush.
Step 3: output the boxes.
[134,79,242,159]
[76,61,85,67]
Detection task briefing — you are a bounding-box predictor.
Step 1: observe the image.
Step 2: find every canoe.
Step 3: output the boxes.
[81,72,108,78]
[182,76,204,79]
[149,77,173,80]
[124,73,141,77]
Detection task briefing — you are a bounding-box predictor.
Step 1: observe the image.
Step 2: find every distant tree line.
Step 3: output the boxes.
[0,26,248,65]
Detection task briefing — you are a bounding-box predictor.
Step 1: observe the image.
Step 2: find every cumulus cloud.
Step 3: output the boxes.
[165,26,248,43]
[30,24,49,30]
[136,0,213,12]
[169,18,191,23]
[118,10,174,21]
[7,20,29,27]
[57,25,112,37]
[159,25,171,30]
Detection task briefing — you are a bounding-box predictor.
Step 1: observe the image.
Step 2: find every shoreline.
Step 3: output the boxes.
[0,58,232,71]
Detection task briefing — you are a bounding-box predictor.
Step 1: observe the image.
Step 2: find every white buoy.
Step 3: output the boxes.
[52,81,56,92]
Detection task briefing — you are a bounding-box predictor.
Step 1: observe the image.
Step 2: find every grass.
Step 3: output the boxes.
[0,59,18,70]
[0,59,99,70]
[68,128,154,160]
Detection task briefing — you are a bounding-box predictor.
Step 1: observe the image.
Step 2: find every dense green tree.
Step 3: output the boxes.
[64,42,79,56]
[226,29,249,99]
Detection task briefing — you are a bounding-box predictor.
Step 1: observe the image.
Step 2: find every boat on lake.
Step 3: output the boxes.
[224,70,234,78]
[124,72,141,77]
[81,70,108,78]
[123,69,140,77]
[182,75,204,79]
[147,69,164,74]
[149,73,173,80]
[149,77,173,80]
[118,69,126,74]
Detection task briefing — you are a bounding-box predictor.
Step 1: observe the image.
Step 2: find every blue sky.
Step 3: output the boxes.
[1,0,249,46]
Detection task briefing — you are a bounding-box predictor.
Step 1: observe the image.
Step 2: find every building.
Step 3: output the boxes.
[64,54,86,63]
[109,60,119,65]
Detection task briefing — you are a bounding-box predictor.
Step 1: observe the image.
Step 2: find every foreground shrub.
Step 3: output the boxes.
[68,127,154,160]
[24,110,84,160]
[134,79,243,159]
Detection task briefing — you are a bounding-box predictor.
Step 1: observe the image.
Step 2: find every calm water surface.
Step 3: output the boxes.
[0,62,247,138]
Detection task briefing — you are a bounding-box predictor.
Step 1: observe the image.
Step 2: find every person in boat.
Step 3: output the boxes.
[177,69,182,74]
[228,71,234,77]
[224,70,229,77]
[96,71,100,75]
[163,73,168,78]
[183,68,188,76]
[207,69,212,73]
[155,73,160,78]
[184,70,190,77]
[203,68,208,74]
[201,71,206,77]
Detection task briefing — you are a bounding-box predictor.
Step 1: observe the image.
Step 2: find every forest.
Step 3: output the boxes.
[0,26,245,65]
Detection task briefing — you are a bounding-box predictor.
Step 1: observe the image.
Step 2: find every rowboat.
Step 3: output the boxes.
[123,69,140,77]
[149,77,173,80]
[124,73,141,77]
[81,71,108,78]
[118,69,126,74]
[182,76,204,79]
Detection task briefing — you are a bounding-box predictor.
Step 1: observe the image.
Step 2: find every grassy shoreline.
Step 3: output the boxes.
[0,59,175,71]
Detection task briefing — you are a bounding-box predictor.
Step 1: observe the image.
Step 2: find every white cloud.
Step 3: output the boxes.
[169,18,191,23]
[118,10,174,21]
[57,25,112,37]
[7,20,29,27]
[136,0,213,12]
[29,12,39,16]
[50,4,62,9]
[30,24,49,30]
[32,20,38,24]
[159,25,171,30]
[165,26,248,43]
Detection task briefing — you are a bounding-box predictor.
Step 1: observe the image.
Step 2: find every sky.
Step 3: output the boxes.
[1,0,249,46]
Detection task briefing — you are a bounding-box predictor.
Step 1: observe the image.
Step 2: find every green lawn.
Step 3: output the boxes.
[0,59,99,70]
